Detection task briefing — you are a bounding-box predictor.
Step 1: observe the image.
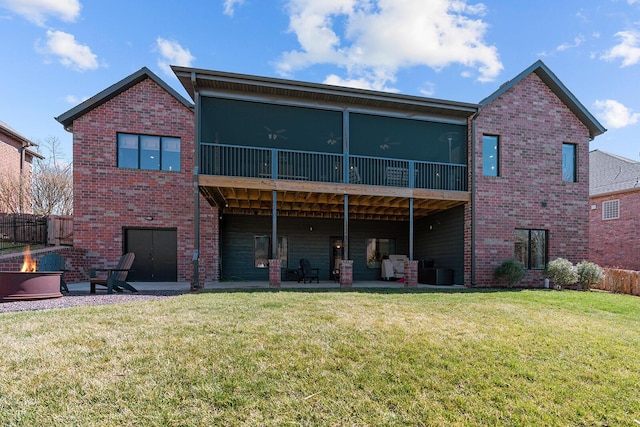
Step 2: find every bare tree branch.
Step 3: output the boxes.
[32,136,73,215]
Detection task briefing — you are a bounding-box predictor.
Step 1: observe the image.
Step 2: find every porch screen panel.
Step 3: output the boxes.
[349,113,466,163]
[201,97,343,153]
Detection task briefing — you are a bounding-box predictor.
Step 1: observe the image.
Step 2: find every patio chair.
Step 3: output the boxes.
[297,258,320,284]
[38,253,69,293]
[90,252,138,294]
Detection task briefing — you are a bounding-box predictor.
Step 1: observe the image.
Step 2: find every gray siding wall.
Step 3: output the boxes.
[414,206,465,284]
[220,215,409,282]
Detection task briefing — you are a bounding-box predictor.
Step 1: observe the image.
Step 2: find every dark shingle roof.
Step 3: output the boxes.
[480,60,606,140]
[56,67,193,130]
[0,120,44,159]
[590,149,640,196]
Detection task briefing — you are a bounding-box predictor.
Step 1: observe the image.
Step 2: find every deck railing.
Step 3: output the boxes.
[200,143,467,191]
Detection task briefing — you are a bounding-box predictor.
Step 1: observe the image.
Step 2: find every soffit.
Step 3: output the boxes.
[173,66,478,120]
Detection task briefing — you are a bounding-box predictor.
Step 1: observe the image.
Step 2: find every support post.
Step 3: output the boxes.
[191,72,201,292]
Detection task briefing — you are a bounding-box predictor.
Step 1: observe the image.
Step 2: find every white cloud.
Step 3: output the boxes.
[593,99,640,129]
[0,0,80,26]
[557,35,585,52]
[156,37,195,76]
[41,30,98,71]
[65,94,79,104]
[65,94,88,104]
[324,73,399,92]
[601,30,640,66]
[419,81,436,97]
[223,0,245,17]
[276,0,503,91]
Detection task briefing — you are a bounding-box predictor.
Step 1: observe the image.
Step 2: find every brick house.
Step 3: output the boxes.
[56,60,604,287]
[471,61,605,286]
[589,150,640,271]
[0,120,44,213]
[56,68,217,285]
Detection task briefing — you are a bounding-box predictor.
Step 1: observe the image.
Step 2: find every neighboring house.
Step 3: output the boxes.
[589,150,640,271]
[0,120,44,213]
[56,60,604,287]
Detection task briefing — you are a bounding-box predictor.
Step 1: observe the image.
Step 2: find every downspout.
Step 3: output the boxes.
[470,110,479,286]
[191,72,201,291]
[19,146,26,213]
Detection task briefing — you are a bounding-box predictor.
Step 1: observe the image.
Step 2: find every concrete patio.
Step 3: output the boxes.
[67,280,465,292]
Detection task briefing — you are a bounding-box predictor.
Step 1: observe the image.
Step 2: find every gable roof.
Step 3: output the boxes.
[0,120,44,159]
[56,67,193,130]
[480,60,606,140]
[1,119,35,146]
[590,149,640,196]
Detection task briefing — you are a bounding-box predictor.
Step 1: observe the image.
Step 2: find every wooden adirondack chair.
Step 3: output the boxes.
[38,253,69,293]
[90,253,137,294]
[297,258,320,283]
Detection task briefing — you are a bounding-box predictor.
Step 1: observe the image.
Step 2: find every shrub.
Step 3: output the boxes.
[576,261,604,291]
[545,258,578,290]
[493,259,526,287]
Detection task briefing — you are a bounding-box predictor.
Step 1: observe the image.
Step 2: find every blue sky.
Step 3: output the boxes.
[1,0,639,162]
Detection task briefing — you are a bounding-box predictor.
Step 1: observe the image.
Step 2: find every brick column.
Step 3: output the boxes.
[269,259,281,288]
[404,260,418,287]
[339,260,353,287]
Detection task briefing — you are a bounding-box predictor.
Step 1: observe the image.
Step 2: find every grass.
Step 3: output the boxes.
[1,288,640,426]
[0,244,45,256]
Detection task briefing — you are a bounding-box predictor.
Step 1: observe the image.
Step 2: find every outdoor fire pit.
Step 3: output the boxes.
[0,246,63,302]
[0,271,63,302]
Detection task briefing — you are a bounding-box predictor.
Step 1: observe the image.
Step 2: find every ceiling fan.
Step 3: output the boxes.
[325,131,342,145]
[264,126,287,140]
[379,136,400,150]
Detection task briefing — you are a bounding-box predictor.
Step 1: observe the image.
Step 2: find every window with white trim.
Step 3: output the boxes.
[602,200,620,220]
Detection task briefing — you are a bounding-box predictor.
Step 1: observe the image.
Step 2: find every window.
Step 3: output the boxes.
[562,143,576,182]
[366,238,396,268]
[117,133,181,171]
[514,229,547,270]
[254,235,288,268]
[602,200,620,220]
[482,135,499,176]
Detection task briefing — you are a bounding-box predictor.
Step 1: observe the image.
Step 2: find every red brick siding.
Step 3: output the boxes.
[471,73,591,287]
[589,190,640,270]
[0,130,35,213]
[71,77,218,284]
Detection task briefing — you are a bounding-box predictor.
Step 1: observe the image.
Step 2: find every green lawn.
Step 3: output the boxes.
[1,288,639,426]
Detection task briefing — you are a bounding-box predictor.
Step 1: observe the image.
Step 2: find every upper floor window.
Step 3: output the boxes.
[562,143,576,182]
[117,133,181,171]
[482,135,499,176]
[602,200,620,220]
[514,229,547,270]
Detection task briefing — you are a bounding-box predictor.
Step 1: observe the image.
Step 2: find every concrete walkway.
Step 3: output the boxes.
[67,280,464,292]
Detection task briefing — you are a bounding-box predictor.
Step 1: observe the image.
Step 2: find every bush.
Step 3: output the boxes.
[545,258,578,290]
[493,259,526,287]
[577,261,604,291]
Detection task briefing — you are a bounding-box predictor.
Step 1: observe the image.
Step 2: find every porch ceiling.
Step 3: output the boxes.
[199,176,469,221]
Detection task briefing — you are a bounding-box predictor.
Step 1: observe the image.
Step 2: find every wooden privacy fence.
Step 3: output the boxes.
[47,215,73,246]
[592,268,640,296]
[0,214,73,250]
